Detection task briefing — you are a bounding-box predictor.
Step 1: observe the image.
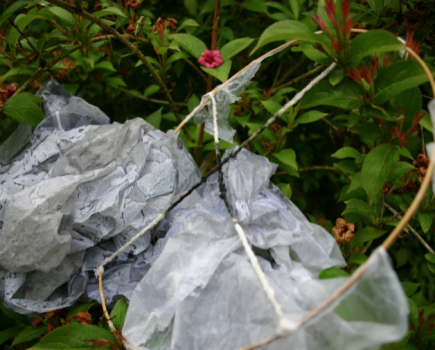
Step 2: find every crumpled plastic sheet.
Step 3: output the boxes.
[0,79,201,314]
[194,48,285,143]
[122,149,408,350]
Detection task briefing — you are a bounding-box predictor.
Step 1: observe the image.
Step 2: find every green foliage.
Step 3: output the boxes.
[0,0,435,348]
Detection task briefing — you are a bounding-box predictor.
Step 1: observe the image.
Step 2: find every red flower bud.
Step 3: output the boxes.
[324,0,336,24]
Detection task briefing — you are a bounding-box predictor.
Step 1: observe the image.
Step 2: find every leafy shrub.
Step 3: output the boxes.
[0,0,435,349]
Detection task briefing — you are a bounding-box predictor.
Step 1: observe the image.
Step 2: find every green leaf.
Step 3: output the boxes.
[12,325,48,346]
[408,297,419,326]
[418,213,432,233]
[221,38,255,60]
[201,60,232,83]
[1,67,33,82]
[93,7,127,18]
[241,0,269,13]
[361,144,400,205]
[2,93,44,127]
[48,7,75,25]
[319,267,349,279]
[401,282,420,297]
[105,77,127,87]
[350,122,382,142]
[329,70,345,86]
[347,31,403,67]
[203,139,238,150]
[300,80,362,110]
[146,108,163,129]
[166,52,189,66]
[67,303,97,318]
[374,61,430,105]
[398,147,414,160]
[0,326,26,346]
[348,172,362,193]
[170,34,207,58]
[8,15,42,57]
[425,253,435,264]
[348,253,368,265]
[350,227,387,249]
[276,183,292,199]
[288,0,300,19]
[272,148,298,170]
[385,162,415,184]
[334,160,356,175]
[295,110,327,125]
[110,298,128,331]
[0,1,28,28]
[95,61,116,71]
[419,112,433,133]
[251,20,327,55]
[342,199,376,223]
[144,84,160,97]
[366,0,382,14]
[184,0,198,15]
[0,302,30,325]
[177,19,200,32]
[28,323,116,350]
[261,100,282,115]
[331,147,363,163]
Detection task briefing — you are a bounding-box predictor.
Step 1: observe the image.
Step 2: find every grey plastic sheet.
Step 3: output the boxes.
[122,149,408,350]
[0,80,201,314]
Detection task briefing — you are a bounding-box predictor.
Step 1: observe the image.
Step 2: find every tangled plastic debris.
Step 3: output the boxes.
[0,79,200,314]
[0,79,409,350]
[121,149,408,350]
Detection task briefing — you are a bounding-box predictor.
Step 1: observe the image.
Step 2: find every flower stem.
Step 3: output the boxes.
[198,0,221,149]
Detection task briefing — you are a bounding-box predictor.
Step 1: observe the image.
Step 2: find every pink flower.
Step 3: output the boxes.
[198,49,223,68]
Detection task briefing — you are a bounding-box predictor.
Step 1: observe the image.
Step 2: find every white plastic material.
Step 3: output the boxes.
[122,149,408,350]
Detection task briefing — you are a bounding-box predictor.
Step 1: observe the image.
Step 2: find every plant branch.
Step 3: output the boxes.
[183,57,208,82]
[274,59,306,87]
[383,201,435,254]
[198,0,221,147]
[12,35,118,97]
[8,17,46,66]
[45,0,191,140]
[108,84,187,106]
[271,65,325,94]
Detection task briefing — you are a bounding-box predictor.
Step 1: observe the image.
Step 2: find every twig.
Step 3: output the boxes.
[271,61,282,89]
[109,84,187,106]
[46,0,191,140]
[421,125,426,156]
[273,166,336,176]
[183,57,208,82]
[12,35,117,97]
[8,17,46,66]
[321,117,339,131]
[274,59,306,88]
[198,0,221,147]
[383,202,435,254]
[271,65,325,94]
[300,165,336,172]
[134,16,144,36]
